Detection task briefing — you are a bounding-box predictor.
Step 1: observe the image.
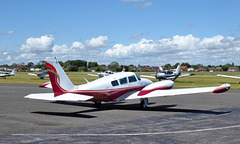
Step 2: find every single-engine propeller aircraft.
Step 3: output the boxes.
[0,68,17,79]
[140,65,194,81]
[25,59,231,109]
[217,74,240,84]
[28,71,49,79]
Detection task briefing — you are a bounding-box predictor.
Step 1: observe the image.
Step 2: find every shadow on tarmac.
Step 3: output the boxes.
[31,101,231,118]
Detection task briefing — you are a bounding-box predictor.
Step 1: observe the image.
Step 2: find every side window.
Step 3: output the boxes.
[128,75,137,83]
[136,75,141,81]
[119,77,128,85]
[111,80,119,86]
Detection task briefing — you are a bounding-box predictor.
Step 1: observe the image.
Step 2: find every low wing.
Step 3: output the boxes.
[87,73,99,77]
[179,73,195,78]
[126,84,230,100]
[0,74,9,77]
[217,74,240,79]
[139,75,155,79]
[28,73,38,76]
[24,93,93,101]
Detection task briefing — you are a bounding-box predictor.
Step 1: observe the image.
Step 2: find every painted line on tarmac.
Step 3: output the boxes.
[12,124,240,136]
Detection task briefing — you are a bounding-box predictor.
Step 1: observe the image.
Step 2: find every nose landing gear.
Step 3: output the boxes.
[140,98,148,109]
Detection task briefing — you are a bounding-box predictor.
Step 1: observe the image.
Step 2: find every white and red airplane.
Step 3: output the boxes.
[217,74,240,84]
[25,59,231,109]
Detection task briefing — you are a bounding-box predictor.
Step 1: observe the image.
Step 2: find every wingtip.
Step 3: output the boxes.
[213,83,231,93]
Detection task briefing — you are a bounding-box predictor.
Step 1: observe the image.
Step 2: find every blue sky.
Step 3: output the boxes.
[1,0,240,66]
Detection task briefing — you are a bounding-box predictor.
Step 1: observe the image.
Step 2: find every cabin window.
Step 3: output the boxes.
[111,80,119,86]
[128,75,137,83]
[119,77,128,85]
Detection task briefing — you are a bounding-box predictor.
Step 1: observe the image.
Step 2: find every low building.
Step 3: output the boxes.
[187,68,194,72]
[216,67,223,71]
[180,66,188,71]
[228,67,239,72]
[14,65,26,71]
[195,68,206,72]
[30,66,42,72]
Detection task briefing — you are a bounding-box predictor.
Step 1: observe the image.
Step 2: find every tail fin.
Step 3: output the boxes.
[10,68,16,75]
[46,59,75,96]
[176,64,181,74]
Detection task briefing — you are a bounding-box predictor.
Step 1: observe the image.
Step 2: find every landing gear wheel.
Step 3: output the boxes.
[94,101,102,107]
[140,98,148,109]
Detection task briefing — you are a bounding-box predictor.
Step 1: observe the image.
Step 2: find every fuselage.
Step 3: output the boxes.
[70,72,153,102]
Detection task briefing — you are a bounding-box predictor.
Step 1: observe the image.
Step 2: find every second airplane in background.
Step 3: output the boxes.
[140,65,194,81]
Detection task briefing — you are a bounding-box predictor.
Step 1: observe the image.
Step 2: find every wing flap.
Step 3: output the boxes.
[25,93,93,101]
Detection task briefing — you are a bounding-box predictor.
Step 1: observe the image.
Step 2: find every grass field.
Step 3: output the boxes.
[0,71,239,89]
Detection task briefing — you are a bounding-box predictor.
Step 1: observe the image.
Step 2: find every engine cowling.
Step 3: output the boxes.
[138,80,174,96]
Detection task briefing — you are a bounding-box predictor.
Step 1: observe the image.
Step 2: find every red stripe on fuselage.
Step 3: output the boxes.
[137,86,172,96]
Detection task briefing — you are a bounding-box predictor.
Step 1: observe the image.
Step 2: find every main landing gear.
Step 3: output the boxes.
[140,98,148,109]
[94,101,102,107]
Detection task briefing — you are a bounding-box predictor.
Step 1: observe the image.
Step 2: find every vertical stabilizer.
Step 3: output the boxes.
[176,64,181,74]
[46,60,75,96]
[10,68,17,75]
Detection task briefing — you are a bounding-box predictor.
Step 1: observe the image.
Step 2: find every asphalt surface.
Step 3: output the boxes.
[0,83,240,143]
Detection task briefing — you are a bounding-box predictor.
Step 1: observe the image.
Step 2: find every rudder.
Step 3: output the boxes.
[46,60,75,96]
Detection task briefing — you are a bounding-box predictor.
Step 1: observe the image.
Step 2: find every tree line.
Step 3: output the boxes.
[8,60,240,72]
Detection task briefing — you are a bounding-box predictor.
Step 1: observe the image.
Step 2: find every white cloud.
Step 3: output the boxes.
[7,30,14,35]
[20,35,54,53]
[2,34,240,66]
[85,36,108,48]
[105,34,240,65]
[134,2,152,8]
[52,41,85,55]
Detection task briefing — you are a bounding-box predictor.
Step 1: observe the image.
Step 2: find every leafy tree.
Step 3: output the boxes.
[164,64,171,70]
[26,62,34,69]
[88,62,98,68]
[58,61,64,67]
[181,62,191,68]
[109,61,119,69]
[36,61,46,69]
[69,65,78,71]
[173,63,180,68]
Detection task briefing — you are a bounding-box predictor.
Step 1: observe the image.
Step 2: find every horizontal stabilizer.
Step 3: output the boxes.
[139,75,155,79]
[39,82,52,89]
[25,93,93,101]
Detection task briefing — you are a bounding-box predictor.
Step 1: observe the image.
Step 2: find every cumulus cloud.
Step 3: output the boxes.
[85,36,108,48]
[129,32,149,40]
[3,34,239,66]
[7,30,15,35]
[0,48,11,63]
[134,2,152,8]
[20,35,54,53]
[105,34,240,65]
[52,42,85,55]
